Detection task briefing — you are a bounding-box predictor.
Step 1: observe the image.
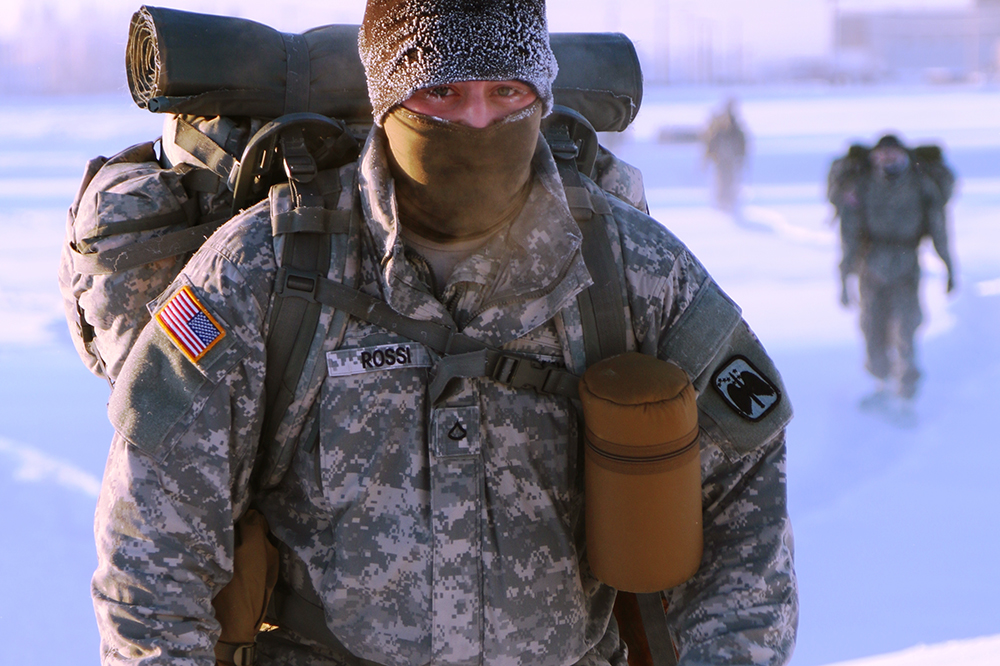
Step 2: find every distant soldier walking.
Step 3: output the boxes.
[703,98,747,214]
[828,134,957,407]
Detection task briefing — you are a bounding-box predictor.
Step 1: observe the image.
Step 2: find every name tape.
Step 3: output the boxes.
[326,343,432,377]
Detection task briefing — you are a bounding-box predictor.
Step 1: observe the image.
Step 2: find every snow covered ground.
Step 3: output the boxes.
[1,84,998,665]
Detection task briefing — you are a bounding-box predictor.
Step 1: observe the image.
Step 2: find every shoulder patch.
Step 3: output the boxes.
[712,355,781,422]
[155,285,226,364]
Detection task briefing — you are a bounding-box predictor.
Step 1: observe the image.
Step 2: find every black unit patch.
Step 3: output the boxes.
[712,355,781,422]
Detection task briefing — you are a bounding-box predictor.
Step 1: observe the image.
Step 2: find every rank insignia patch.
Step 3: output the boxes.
[155,285,226,363]
[712,355,780,421]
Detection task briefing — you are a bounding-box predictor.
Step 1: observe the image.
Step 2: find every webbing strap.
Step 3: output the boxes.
[252,120,360,489]
[272,268,581,402]
[72,216,228,275]
[564,185,596,215]
[272,207,352,235]
[182,167,224,194]
[428,349,580,404]
[261,215,333,458]
[305,274,483,355]
[214,641,256,666]
[556,157,628,365]
[281,33,312,115]
[543,116,627,365]
[426,351,493,403]
[267,584,380,666]
[636,593,679,666]
[174,119,239,180]
[86,192,197,240]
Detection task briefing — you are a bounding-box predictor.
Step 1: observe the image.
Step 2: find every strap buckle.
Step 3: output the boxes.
[232,644,257,666]
[215,641,256,666]
[276,266,321,303]
[491,354,562,395]
[542,106,600,177]
[280,132,318,184]
[545,123,580,162]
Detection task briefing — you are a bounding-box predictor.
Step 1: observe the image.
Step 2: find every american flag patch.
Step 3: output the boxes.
[155,285,226,363]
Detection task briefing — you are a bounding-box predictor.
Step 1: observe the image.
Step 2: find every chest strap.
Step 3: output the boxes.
[276,266,581,403]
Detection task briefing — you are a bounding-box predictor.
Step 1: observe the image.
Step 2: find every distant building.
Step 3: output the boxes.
[835,2,1000,83]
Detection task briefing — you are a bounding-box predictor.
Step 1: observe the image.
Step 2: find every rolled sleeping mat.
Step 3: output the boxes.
[579,352,703,593]
[125,5,642,131]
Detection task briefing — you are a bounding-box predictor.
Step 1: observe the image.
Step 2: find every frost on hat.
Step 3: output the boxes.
[358,0,559,125]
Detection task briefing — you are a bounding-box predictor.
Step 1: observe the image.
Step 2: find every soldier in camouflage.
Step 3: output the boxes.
[92,1,797,665]
[831,134,956,404]
[702,98,748,215]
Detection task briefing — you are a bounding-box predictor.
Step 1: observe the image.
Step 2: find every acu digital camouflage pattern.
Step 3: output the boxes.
[58,128,234,382]
[592,146,648,213]
[93,126,797,666]
[58,142,195,381]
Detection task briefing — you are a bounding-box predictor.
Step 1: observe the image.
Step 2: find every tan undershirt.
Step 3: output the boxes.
[400,224,493,287]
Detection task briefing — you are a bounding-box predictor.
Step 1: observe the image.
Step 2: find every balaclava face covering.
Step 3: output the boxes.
[872,134,911,179]
[383,101,542,242]
[358,0,559,126]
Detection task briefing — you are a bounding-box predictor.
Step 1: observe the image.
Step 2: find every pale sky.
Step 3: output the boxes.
[0,0,979,61]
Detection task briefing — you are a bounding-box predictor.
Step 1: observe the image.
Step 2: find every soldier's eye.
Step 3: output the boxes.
[496,85,531,99]
[426,86,453,99]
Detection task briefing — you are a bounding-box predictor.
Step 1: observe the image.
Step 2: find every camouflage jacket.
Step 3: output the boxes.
[703,114,746,167]
[834,161,953,285]
[93,128,797,666]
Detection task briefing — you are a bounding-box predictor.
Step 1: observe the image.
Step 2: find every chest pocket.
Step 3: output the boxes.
[316,332,433,497]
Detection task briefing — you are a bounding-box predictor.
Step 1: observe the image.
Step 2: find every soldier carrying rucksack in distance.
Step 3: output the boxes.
[828,133,957,416]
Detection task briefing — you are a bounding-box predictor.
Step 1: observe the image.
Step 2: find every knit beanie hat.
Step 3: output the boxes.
[359,0,559,125]
[874,134,905,150]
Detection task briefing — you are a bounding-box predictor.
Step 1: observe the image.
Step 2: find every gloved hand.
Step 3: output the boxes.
[840,279,852,307]
[213,509,279,666]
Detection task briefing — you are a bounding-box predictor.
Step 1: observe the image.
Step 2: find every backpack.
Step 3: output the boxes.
[826,143,869,217]
[60,8,677,666]
[911,144,956,204]
[827,141,956,216]
[58,120,240,385]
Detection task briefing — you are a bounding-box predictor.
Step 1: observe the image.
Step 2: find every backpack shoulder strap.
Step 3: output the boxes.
[251,118,360,491]
[542,109,629,365]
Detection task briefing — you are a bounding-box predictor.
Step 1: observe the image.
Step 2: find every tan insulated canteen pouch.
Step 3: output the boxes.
[580,352,703,593]
[212,509,280,666]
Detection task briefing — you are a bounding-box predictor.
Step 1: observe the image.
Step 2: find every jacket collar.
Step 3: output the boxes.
[357,126,592,348]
